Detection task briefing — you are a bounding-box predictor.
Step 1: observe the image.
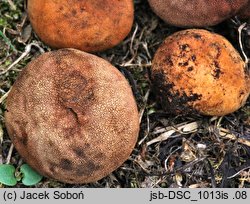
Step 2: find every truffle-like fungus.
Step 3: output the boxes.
[5,48,139,184]
[28,0,134,52]
[151,29,250,116]
[148,0,248,27]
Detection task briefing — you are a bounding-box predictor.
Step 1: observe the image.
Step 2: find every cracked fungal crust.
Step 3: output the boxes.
[148,0,248,27]
[151,29,250,116]
[5,48,139,184]
[28,0,134,52]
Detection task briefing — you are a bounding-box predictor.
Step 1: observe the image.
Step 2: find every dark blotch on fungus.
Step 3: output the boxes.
[153,71,202,115]
[60,159,73,171]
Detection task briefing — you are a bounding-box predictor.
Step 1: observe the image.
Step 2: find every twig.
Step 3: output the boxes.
[120,63,152,68]
[164,146,182,172]
[238,23,249,66]
[138,115,150,145]
[6,0,16,10]
[138,90,150,145]
[147,121,199,146]
[142,42,151,59]
[130,24,138,57]
[0,42,45,75]
[148,122,250,147]
[227,165,250,179]
[6,143,14,164]
[0,29,17,52]
[219,128,250,147]
[0,124,3,164]
[120,24,139,67]
[0,88,11,104]
[139,89,150,124]
[205,158,216,188]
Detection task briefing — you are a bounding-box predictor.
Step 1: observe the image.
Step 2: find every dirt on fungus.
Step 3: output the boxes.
[151,70,202,115]
[0,0,250,188]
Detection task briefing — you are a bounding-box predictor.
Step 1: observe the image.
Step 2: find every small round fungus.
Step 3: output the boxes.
[151,29,250,116]
[28,0,134,52]
[5,48,139,184]
[148,0,248,27]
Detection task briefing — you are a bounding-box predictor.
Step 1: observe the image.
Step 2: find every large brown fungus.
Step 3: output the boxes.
[148,0,248,27]
[5,48,139,184]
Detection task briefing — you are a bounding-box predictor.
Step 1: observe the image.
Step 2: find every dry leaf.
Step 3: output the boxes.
[180,138,197,162]
[147,121,199,146]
